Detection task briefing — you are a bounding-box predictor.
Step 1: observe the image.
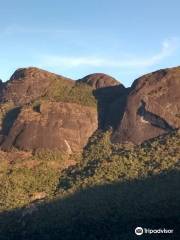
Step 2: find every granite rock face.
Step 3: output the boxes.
[1,101,98,152]
[0,67,74,105]
[1,66,180,151]
[77,73,119,89]
[0,67,98,152]
[112,66,180,144]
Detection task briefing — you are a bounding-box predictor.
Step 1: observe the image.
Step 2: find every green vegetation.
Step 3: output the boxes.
[0,130,179,239]
[0,150,76,211]
[44,79,97,107]
[0,130,179,212]
[0,79,98,213]
[34,148,68,162]
[57,129,180,194]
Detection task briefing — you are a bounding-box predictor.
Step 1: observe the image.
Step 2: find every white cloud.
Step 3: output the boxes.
[39,38,179,69]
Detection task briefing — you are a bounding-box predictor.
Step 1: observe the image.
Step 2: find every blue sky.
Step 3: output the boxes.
[0,0,179,86]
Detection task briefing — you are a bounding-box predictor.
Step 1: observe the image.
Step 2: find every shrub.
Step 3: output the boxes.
[44,79,97,107]
[57,130,180,194]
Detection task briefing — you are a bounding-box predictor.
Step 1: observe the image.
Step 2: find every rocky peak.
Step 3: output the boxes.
[112,66,180,144]
[1,67,74,105]
[77,73,120,89]
[9,67,65,82]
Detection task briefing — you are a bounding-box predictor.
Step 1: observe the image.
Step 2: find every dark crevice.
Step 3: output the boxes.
[137,100,175,131]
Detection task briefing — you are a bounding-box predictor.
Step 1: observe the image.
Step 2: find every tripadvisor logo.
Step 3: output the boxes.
[135,226,174,236]
[135,227,143,235]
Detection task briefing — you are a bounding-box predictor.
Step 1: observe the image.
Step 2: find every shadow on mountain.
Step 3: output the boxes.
[0,169,179,240]
[1,107,21,135]
[93,85,129,129]
[137,100,175,131]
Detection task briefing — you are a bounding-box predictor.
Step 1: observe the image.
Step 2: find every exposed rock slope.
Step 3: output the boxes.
[0,67,98,152]
[1,101,97,152]
[112,66,180,144]
[0,66,180,151]
[0,67,74,105]
[0,68,125,152]
[77,73,119,89]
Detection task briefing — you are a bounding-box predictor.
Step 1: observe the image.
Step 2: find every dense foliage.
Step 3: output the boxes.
[57,129,180,194]
[0,130,179,239]
[0,150,72,211]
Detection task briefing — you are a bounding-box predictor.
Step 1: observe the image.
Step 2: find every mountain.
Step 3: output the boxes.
[0,65,179,239]
[0,66,180,152]
[0,68,126,152]
[112,66,180,144]
[0,67,98,151]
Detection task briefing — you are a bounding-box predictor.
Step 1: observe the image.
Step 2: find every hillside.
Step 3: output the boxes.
[57,129,180,194]
[0,66,179,239]
[0,130,179,239]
